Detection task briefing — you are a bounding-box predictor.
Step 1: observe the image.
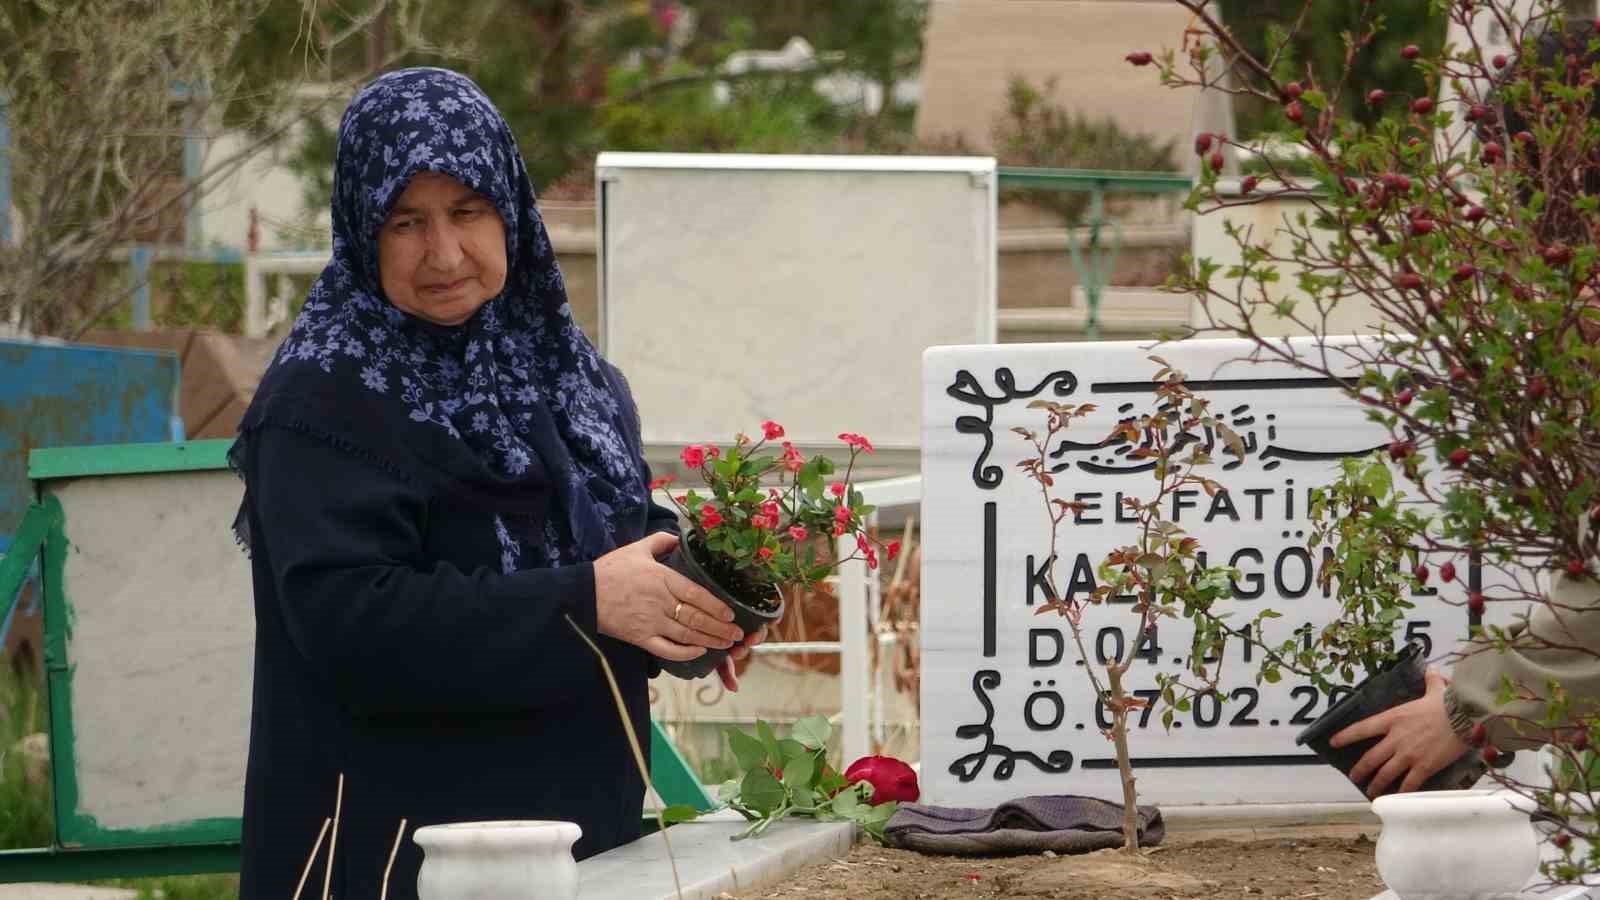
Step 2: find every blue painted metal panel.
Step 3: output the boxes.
[0,339,180,535]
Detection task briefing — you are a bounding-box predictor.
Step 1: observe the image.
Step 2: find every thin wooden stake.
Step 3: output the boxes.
[291,818,331,900]
[379,818,408,900]
[322,773,345,900]
[566,614,683,900]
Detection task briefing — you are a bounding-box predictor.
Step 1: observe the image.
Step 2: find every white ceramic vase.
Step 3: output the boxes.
[413,820,582,900]
[1373,789,1539,900]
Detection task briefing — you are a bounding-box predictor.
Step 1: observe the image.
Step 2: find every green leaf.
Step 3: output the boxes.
[727,727,767,772]
[741,769,786,814]
[757,720,783,766]
[1361,461,1392,499]
[718,779,742,802]
[660,804,702,824]
[778,738,809,764]
[830,784,861,817]
[782,753,815,790]
[791,715,832,750]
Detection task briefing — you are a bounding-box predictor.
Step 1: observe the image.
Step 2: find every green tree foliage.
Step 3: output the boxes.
[252,0,930,207]
[1218,0,1448,137]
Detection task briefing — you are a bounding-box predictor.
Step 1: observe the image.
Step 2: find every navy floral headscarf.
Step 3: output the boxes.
[235,67,648,567]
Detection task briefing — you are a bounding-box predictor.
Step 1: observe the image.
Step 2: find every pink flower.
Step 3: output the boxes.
[681,445,706,468]
[751,514,772,530]
[844,755,919,805]
[866,548,879,570]
[856,535,869,551]
[834,505,851,524]
[781,442,805,473]
[887,540,901,562]
[761,500,781,519]
[788,526,808,541]
[700,506,722,529]
[706,443,721,459]
[649,475,675,490]
[756,546,774,562]
[829,482,846,498]
[831,523,846,537]
[762,420,785,440]
[838,432,875,454]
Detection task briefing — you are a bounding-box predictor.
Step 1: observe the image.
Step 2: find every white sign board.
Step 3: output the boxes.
[920,338,1476,806]
[597,152,996,452]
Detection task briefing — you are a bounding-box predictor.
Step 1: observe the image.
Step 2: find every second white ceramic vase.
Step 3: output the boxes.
[1373,789,1539,900]
[414,820,582,900]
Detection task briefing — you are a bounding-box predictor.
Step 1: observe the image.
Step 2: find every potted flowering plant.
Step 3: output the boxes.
[651,421,901,678]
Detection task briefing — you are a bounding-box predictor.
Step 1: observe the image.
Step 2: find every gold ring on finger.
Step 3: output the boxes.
[673,601,685,623]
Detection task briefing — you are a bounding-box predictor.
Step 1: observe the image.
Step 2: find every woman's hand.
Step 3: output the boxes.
[594,533,743,661]
[716,624,769,693]
[1329,667,1473,797]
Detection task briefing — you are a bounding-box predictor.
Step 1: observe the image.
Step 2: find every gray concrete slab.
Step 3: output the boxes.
[578,810,854,900]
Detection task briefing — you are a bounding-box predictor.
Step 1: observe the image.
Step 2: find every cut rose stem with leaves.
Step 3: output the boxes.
[663,714,908,843]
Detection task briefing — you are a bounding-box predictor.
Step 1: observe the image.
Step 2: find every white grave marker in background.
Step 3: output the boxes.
[920,338,1477,806]
[597,152,996,455]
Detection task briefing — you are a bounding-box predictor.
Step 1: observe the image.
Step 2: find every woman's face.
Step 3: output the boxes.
[378,171,508,326]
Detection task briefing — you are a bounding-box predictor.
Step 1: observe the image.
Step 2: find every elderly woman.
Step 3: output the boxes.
[229,68,761,899]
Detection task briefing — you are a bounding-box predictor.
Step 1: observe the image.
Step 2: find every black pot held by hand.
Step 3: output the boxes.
[657,537,785,679]
[1296,642,1497,797]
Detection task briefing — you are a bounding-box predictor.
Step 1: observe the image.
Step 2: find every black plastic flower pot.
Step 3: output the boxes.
[1295,641,1495,797]
[656,538,785,680]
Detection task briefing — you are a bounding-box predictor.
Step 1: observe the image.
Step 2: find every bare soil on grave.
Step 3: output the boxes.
[747,824,1385,900]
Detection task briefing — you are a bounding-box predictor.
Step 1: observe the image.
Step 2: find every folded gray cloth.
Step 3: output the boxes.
[883,794,1164,856]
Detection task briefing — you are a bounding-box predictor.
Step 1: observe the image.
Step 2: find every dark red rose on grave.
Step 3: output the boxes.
[845,755,920,805]
[1468,592,1486,616]
[1285,100,1305,124]
[1125,51,1153,66]
[1285,81,1304,99]
[1453,263,1477,282]
[1210,151,1225,173]
[1492,53,1508,69]
[1412,97,1435,115]
[1367,89,1387,105]
[1402,44,1420,60]
[1410,219,1435,236]
[1413,564,1430,584]
[1240,175,1259,196]
[1396,388,1414,406]
[1440,561,1457,583]
[1195,132,1214,155]
[1465,205,1487,222]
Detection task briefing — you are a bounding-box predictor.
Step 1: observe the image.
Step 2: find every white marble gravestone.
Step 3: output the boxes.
[920,338,1478,807]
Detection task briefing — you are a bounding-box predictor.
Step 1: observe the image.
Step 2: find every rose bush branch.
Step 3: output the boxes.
[1133,0,1600,879]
